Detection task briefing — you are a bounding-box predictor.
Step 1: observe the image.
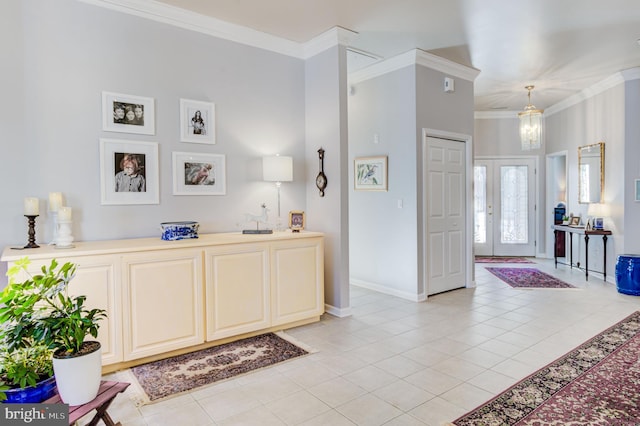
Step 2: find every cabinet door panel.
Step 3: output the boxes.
[205,245,270,340]
[271,238,324,326]
[5,256,122,365]
[123,249,204,360]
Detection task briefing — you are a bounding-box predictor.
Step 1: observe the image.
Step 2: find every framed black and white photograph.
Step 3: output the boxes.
[102,91,155,135]
[173,152,226,195]
[180,99,215,144]
[289,210,305,232]
[100,139,159,205]
[354,155,388,191]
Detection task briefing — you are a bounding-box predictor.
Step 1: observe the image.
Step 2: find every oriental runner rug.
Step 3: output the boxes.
[449,311,640,425]
[475,256,534,264]
[486,267,576,289]
[126,332,312,405]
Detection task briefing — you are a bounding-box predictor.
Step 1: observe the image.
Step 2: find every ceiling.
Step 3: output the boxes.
[154,0,640,112]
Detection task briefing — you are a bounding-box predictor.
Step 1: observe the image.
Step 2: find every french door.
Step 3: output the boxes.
[474,158,536,257]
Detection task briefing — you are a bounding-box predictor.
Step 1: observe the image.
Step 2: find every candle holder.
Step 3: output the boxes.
[55,220,75,249]
[24,215,40,249]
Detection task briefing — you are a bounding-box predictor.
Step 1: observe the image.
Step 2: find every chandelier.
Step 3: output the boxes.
[518,85,544,150]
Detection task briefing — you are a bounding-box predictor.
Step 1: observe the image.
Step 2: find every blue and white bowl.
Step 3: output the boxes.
[160,221,199,241]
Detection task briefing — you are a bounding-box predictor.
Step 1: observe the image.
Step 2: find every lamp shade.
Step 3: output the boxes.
[263,155,293,182]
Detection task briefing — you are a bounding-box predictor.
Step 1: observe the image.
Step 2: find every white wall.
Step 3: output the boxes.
[348,66,418,299]
[0,0,308,284]
[623,78,640,254]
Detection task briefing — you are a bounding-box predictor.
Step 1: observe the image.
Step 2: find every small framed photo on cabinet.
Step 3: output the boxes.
[289,211,305,232]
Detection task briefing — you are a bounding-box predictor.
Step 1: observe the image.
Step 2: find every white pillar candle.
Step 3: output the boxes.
[24,197,39,215]
[49,192,63,212]
[58,206,72,221]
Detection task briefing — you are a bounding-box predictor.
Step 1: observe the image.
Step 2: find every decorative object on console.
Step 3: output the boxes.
[160,221,199,241]
[243,203,273,234]
[22,197,40,249]
[518,85,544,151]
[180,99,215,144]
[289,210,305,232]
[173,152,226,196]
[263,155,293,231]
[55,206,74,249]
[569,216,581,227]
[48,192,63,245]
[316,148,327,197]
[100,139,159,205]
[102,91,155,135]
[354,156,388,191]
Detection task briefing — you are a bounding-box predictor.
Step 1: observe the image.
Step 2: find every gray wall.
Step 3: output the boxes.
[623,78,640,254]
[1,0,307,283]
[305,46,351,313]
[348,64,475,299]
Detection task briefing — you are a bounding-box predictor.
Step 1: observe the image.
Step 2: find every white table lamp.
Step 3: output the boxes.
[263,155,293,231]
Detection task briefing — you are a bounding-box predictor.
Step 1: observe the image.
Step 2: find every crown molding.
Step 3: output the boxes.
[303,27,358,59]
[349,49,480,85]
[415,50,480,82]
[78,0,305,57]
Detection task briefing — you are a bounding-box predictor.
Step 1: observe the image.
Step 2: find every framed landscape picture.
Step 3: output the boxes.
[354,156,388,191]
[100,139,159,205]
[102,91,155,135]
[180,99,215,144]
[173,152,226,195]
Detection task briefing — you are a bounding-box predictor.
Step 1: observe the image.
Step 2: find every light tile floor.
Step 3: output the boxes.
[96,259,640,425]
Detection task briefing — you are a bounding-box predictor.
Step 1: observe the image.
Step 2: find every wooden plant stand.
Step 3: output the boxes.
[44,381,130,426]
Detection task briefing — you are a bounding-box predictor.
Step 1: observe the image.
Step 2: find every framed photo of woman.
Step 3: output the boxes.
[180,99,215,144]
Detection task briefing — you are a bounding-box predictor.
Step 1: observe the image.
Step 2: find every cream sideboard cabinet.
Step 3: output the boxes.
[1,231,324,370]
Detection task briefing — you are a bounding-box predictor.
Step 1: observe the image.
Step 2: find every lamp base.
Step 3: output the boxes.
[242,229,273,234]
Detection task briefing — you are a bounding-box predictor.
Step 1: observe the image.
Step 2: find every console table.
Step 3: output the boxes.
[552,225,612,281]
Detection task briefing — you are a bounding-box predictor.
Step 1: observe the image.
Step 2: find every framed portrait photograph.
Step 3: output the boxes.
[569,216,581,226]
[102,91,155,135]
[354,156,388,191]
[100,139,159,205]
[173,152,226,195]
[180,99,215,144]
[289,210,305,232]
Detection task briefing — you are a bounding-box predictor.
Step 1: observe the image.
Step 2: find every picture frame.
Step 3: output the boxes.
[100,139,159,205]
[172,152,226,195]
[289,210,305,232]
[569,216,581,226]
[102,91,155,135]
[180,99,215,144]
[354,156,388,191]
[635,179,640,202]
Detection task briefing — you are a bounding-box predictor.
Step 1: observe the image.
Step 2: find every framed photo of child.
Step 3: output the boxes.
[102,91,155,135]
[100,139,159,205]
[180,99,215,144]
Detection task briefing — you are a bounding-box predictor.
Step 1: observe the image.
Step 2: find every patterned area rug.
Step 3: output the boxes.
[475,256,534,264]
[450,311,640,425]
[127,332,311,404]
[486,267,576,288]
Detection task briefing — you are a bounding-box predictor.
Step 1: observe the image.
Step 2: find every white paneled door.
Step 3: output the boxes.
[425,137,466,295]
[474,158,536,257]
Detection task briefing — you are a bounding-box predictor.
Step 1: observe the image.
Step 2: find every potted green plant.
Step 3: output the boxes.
[0,343,56,403]
[0,257,106,405]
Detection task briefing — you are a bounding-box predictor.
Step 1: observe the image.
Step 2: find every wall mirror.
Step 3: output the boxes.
[578,142,604,203]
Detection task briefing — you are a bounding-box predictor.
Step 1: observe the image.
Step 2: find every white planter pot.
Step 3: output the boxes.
[52,341,102,406]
